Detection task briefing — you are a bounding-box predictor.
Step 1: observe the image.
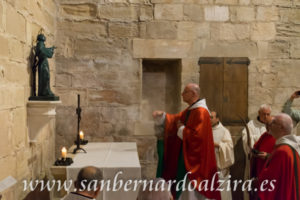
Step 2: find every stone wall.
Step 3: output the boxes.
[55,0,300,179]
[0,0,57,199]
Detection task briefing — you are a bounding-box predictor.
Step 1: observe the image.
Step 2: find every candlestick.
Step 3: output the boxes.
[80,131,84,140]
[73,94,87,154]
[61,147,67,159]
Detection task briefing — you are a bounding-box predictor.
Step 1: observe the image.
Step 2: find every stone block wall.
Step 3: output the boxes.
[55,0,300,179]
[0,0,57,199]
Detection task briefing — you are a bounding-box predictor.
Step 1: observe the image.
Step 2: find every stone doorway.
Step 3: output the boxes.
[135,59,182,136]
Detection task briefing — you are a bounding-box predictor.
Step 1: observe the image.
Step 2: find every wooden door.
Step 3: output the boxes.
[199,57,249,125]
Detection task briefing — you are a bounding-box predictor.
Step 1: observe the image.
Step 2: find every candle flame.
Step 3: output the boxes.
[61,147,67,159]
[80,131,84,140]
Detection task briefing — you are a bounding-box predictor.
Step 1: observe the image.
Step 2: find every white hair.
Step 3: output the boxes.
[259,104,272,112]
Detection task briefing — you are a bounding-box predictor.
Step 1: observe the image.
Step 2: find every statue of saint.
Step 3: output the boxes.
[29,33,59,101]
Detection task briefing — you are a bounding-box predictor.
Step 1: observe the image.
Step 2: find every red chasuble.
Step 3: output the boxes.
[251,132,276,178]
[258,145,300,200]
[162,106,221,200]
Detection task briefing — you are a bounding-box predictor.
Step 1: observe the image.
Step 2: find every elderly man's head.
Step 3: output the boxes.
[269,113,293,140]
[181,83,200,105]
[258,104,272,124]
[75,166,103,198]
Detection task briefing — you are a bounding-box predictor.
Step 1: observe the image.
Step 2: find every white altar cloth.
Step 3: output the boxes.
[66,142,141,200]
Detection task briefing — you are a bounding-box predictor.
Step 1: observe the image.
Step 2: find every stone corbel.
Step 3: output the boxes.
[27,101,61,142]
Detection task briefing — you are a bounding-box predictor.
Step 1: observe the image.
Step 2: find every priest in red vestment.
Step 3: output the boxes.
[251,118,276,179]
[257,113,300,200]
[153,83,221,200]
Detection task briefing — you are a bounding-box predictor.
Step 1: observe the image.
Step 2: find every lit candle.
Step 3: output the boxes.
[79,131,84,140]
[61,147,67,159]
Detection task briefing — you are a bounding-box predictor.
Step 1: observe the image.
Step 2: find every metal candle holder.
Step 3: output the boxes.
[54,157,73,166]
[73,94,87,154]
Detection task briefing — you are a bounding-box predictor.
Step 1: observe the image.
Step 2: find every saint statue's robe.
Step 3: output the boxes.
[251,132,276,178]
[212,122,234,200]
[157,99,221,200]
[258,135,300,200]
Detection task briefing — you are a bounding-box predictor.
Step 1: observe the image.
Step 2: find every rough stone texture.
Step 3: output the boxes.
[252,0,273,5]
[204,6,229,21]
[6,4,26,42]
[11,108,27,147]
[140,5,153,21]
[239,0,250,5]
[133,39,191,58]
[74,38,129,60]
[280,8,300,25]
[272,59,300,88]
[274,0,293,7]
[267,40,289,58]
[60,3,97,18]
[151,0,210,3]
[291,39,300,58]
[0,35,9,57]
[0,1,3,30]
[0,110,12,159]
[230,6,255,22]
[276,23,300,39]
[58,21,107,39]
[257,6,279,21]
[109,22,139,38]
[145,21,177,39]
[183,4,204,21]
[215,0,238,5]
[56,73,72,87]
[99,5,139,22]
[199,41,258,57]
[154,4,183,20]
[251,22,276,41]
[177,22,210,40]
[211,23,250,40]
[8,39,24,62]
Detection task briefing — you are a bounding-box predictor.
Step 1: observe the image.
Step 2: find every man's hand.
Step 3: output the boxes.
[256,151,268,160]
[252,150,268,160]
[291,91,300,101]
[214,143,220,148]
[152,110,164,119]
[177,120,184,129]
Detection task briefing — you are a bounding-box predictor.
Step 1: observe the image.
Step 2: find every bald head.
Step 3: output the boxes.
[186,83,200,97]
[76,166,102,192]
[269,113,293,140]
[182,83,200,105]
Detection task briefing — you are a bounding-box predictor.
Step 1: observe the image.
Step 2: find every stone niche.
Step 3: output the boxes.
[135,59,181,135]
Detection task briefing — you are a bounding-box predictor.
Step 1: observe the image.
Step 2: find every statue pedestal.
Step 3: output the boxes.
[0,176,17,200]
[27,101,61,142]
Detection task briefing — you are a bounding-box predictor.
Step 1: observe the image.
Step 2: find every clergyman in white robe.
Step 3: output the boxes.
[212,122,234,200]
